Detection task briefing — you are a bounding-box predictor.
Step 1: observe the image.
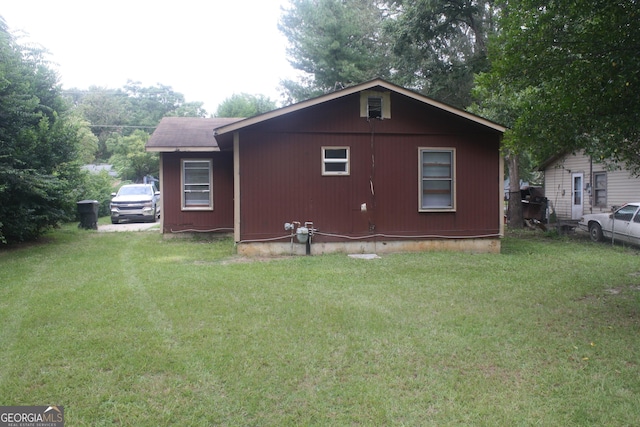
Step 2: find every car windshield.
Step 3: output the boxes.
[614,204,639,221]
[118,186,152,196]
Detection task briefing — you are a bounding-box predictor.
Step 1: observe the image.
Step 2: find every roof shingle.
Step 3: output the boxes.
[146,117,243,152]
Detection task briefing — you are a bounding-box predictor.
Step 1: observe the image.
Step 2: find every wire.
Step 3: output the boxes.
[88,125,157,129]
[313,231,501,240]
[236,230,501,243]
[170,228,233,233]
[175,227,500,241]
[239,234,294,243]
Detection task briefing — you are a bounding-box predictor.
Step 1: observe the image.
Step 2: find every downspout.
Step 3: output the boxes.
[233,132,241,244]
[368,119,377,232]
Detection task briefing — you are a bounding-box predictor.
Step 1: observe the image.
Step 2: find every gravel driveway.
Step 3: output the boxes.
[98,222,160,232]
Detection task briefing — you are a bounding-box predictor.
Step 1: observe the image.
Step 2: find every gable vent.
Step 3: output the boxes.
[360,90,391,119]
[367,96,383,119]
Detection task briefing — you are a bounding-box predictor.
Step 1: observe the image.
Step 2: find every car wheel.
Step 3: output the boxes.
[589,223,603,242]
[111,218,119,224]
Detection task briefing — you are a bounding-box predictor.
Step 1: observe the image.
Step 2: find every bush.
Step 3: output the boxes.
[0,167,73,243]
[75,170,118,217]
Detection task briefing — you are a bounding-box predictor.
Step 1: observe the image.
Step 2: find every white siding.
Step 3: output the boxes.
[543,150,640,220]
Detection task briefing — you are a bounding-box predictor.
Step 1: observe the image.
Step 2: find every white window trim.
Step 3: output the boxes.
[418,147,456,212]
[181,159,213,211]
[322,146,350,176]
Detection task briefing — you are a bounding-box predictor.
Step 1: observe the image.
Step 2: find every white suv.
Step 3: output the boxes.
[110,184,161,224]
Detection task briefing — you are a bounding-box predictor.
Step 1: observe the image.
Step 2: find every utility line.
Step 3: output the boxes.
[87,125,157,129]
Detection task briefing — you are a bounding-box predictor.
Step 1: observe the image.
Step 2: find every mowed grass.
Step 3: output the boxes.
[1,225,640,426]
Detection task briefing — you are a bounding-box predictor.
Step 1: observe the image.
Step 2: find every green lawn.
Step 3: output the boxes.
[1,225,640,426]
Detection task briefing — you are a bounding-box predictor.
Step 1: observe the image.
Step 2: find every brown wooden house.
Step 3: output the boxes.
[147,80,506,255]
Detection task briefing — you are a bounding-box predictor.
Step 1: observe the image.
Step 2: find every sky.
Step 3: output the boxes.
[2,0,298,114]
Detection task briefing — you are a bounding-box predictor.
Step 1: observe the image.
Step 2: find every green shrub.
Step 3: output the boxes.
[75,170,117,217]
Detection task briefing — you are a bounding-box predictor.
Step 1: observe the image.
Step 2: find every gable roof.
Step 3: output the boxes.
[146,117,243,152]
[214,79,507,136]
[537,152,569,171]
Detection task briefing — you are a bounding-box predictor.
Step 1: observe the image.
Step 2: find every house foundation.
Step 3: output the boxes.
[237,238,501,256]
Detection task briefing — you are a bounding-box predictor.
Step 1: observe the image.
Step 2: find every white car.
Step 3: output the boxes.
[578,203,640,246]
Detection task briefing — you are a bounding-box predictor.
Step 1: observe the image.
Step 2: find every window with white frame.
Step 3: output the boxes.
[419,148,455,211]
[182,159,213,210]
[593,172,607,207]
[322,147,349,175]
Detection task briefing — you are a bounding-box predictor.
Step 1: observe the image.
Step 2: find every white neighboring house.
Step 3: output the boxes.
[540,150,640,221]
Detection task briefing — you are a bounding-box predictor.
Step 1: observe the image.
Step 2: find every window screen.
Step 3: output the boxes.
[182,160,213,209]
[420,149,455,210]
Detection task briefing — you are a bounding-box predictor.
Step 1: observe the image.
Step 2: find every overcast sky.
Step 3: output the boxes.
[2,0,297,114]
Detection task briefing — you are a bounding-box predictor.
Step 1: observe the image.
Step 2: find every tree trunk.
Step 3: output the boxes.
[507,151,524,229]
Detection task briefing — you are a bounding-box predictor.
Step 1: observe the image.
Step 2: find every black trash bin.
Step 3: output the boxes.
[77,200,99,230]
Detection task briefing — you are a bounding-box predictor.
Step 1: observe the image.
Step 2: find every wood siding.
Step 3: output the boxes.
[237,92,502,242]
[544,150,640,219]
[160,152,234,233]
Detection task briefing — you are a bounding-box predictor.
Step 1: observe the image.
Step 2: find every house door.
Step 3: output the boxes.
[571,173,584,220]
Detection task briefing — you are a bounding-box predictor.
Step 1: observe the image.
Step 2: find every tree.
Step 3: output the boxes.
[73,87,130,161]
[469,74,533,228]
[485,0,640,172]
[65,111,99,164]
[106,130,158,182]
[279,0,500,109]
[215,93,278,118]
[279,0,393,102]
[123,81,207,126]
[172,101,208,118]
[0,17,85,243]
[388,0,499,108]
[69,82,208,162]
